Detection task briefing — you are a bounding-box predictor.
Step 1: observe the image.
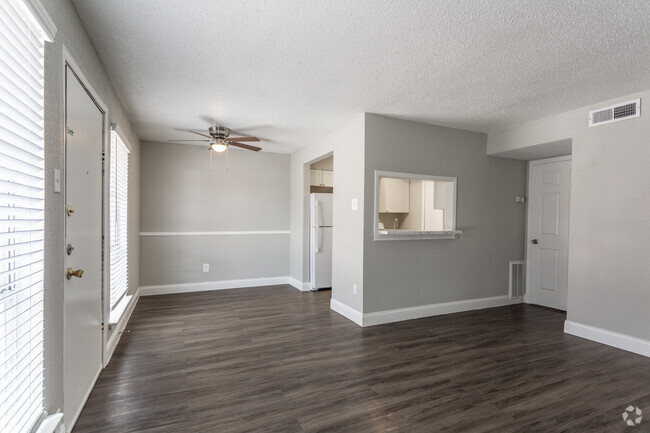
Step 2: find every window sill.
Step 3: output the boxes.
[375,229,462,241]
[109,295,132,330]
[34,413,63,433]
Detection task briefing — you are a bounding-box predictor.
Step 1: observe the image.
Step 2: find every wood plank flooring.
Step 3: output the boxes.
[73,286,650,432]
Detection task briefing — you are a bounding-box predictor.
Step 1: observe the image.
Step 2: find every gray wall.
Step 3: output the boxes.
[290,114,365,312]
[364,114,527,313]
[140,142,290,286]
[488,89,650,341]
[40,0,141,414]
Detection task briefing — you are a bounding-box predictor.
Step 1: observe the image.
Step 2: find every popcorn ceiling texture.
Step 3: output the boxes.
[71,0,650,152]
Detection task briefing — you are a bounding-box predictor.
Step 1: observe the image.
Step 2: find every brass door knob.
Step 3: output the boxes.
[66,267,83,279]
[66,204,75,216]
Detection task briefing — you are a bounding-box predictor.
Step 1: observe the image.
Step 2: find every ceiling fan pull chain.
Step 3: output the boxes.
[210,147,213,171]
[226,145,229,171]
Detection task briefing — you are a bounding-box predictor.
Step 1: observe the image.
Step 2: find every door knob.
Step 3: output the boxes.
[531,239,539,245]
[66,267,83,279]
[66,204,75,216]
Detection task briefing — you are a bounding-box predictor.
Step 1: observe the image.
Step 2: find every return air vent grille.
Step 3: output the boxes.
[589,99,640,127]
[509,260,525,300]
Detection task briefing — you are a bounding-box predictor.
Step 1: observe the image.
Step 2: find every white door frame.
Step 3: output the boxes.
[63,47,112,367]
[524,154,571,306]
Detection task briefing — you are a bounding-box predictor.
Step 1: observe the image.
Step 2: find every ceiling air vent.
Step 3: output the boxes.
[589,99,641,127]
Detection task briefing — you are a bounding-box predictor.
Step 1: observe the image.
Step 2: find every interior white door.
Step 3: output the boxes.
[527,157,571,310]
[64,66,104,430]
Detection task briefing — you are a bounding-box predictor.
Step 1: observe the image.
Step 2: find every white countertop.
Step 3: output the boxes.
[375,229,462,241]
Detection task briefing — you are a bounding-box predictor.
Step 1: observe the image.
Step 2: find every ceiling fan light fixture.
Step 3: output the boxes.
[210,140,228,153]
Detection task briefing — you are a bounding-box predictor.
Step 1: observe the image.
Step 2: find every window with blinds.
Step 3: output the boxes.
[0,1,48,432]
[109,127,130,310]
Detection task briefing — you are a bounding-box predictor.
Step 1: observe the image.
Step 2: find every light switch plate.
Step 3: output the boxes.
[351,198,358,210]
[203,264,209,272]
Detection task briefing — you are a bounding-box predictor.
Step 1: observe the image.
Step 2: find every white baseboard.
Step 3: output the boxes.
[288,277,311,292]
[564,320,650,358]
[330,298,363,326]
[139,276,292,296]
[105,289,140,366]
[363,295,521,327]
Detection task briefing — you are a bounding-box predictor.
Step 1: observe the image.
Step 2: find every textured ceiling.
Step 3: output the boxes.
[71,0,650,153]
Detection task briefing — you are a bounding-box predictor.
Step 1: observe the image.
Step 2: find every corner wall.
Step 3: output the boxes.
[488,89,650,347]
[139,142,290,289]
[290,114,365,313]
[41,0,141,414]
[363,114,527,314]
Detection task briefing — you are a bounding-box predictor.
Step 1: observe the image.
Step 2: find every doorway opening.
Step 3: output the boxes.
[308,154,333,294]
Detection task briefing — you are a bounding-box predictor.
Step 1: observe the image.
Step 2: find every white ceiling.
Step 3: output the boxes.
[71,0,650,153]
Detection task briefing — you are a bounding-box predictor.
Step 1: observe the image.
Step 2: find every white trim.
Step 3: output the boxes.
[34,413,63,433]
[139,277,292,296]
[288,277,311,291]
[105,289,140,366]
[529,154,572,166]
[564,320,650,358]
[110,123,132,152]
[23,0,57,42]
[363,295,521,327]
[65,365,101,433]
[139,230,290,237]
[330,299,363,326]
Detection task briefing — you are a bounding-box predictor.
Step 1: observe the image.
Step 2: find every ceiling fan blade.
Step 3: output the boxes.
[228,141,261,152]
[186,130,213,139]
[168,139,211,142]
[228,136,260,142]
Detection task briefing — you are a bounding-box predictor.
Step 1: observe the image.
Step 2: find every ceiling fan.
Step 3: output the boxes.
[169,126,262,152]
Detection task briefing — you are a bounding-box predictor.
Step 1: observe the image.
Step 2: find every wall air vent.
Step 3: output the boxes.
[589,99,641,127]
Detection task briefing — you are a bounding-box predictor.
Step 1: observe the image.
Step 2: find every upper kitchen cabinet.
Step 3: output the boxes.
[378,177,410,213]
[310,169,334,187]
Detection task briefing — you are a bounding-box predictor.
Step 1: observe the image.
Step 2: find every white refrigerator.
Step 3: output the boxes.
[310,193,333,290]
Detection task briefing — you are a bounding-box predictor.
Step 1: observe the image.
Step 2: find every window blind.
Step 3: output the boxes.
[109,128,129,310]
[0,1,47,432]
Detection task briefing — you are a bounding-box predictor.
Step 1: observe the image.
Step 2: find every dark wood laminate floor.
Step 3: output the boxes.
[73,286,650,432]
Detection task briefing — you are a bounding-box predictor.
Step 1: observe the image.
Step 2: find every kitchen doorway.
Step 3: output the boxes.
[308,155,333,293]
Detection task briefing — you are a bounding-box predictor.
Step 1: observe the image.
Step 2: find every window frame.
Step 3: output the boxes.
[373,170,462,241]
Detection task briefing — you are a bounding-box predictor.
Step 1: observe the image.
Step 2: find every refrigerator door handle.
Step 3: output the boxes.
[314,200,321,228]
[314,227,322,253]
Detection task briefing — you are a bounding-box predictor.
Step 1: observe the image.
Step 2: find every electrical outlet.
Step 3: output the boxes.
[353,284,357,295]
[202,264,209,272]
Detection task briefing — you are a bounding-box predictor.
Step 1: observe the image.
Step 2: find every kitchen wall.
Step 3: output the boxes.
[40,0,141,415]
[364,114,527,313]
[488,89,650,344]
[139,141,290,287]
[290,114,365,313]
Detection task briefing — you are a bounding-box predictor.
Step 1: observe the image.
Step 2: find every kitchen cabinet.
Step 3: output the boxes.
[310,169,333,187]
[378,177,410,213]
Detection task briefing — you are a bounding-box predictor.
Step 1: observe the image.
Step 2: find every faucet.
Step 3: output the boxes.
[393,218,399,230]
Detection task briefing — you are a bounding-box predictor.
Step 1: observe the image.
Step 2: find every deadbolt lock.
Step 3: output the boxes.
[66,243,74,256]
[66,267,83,280]
[66,204,75,216]
[531,239,539,244]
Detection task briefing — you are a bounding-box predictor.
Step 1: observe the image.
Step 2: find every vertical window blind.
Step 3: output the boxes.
[109,128,129,310]
[0,1,46,432]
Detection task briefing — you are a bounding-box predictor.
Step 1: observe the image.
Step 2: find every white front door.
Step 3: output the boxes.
[64,65,104,430]
[527,156,571,310]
